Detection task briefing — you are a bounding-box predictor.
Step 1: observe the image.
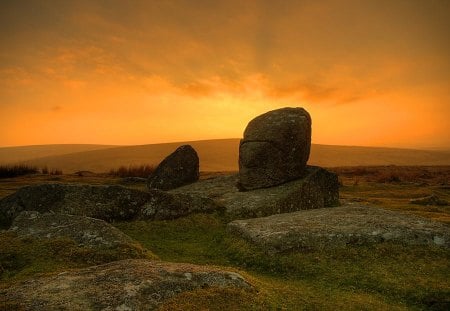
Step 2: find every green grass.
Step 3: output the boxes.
[339,180,450,223]
[0,232,156,282]
[114,213,450,310]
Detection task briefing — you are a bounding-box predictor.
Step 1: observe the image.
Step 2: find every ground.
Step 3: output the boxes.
[0,166,449,310]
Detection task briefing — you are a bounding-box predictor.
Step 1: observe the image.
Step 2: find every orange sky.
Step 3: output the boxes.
[1,0,449,149]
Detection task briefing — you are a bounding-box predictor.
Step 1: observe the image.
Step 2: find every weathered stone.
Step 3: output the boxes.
[148,144,199,190]
[9,211,136,250]
[171,166,339,219]
[1,259,252,311]
[227,204,450,253]
[0,184,223,227]
[410,195,448,206]
[238,107,311,190]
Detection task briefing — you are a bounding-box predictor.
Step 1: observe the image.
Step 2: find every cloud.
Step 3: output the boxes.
[0,0,449,148]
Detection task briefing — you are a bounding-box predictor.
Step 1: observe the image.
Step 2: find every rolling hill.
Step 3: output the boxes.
[0,144,117,165]
[0,139,449,173]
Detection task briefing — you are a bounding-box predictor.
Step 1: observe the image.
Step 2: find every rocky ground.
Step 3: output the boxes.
[0,167,449,310]
[171,166,339,219]
[10,211,138,251]
[228,204,450,253]
[0,183,222,227]
[1,259,252,311]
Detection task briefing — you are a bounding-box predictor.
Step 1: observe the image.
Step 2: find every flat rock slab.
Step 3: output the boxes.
[1,259,252,311]
[10,211,136,250]
[0,184,223,227]
[227,204,450,253]
[171,166,339,219]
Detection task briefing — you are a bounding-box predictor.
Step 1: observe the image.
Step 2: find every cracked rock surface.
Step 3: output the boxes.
[238,107,311,190]
[0,184,223,227]
[1,259,253,311]
[9,211,136,250]
[228,204,450,253]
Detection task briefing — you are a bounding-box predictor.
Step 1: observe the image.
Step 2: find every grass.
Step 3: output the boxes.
[0,165,38,179]
[0,231,156,282]
[113,213,450,310]
[334,167,450,224]
[0,166,449,309]
[108,164,155,178]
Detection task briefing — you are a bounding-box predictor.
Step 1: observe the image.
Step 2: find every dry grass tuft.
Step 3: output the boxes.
[0,165,39,178]
[109,164,155,178]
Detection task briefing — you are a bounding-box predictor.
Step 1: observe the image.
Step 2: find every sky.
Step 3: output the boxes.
[1,0,449,149]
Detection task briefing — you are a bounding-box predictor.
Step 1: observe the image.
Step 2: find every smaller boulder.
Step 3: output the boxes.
[148,145,199,190]
[9,211,137,250]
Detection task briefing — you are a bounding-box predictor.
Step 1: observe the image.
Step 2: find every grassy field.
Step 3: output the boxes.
[0,166,449,310]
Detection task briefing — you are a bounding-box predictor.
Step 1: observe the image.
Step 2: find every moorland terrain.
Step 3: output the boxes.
[0,164,449,310]
[1,139,449,173]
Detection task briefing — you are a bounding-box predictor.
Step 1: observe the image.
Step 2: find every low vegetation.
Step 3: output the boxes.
[0,232,155,282]
[41,166,63,175]
[115,213,450,310]
[0,166,449,310]
[108,164,155,178]
[0,165,38,179]
[331,165,450,185]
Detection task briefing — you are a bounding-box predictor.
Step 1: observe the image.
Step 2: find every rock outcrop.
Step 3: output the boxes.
[228,204,450,253]
[148,145,199,190]
[10,211,137,250]
[1,259,252,311]
[0,184,223,227]
[238,107,311,190]
[171,166,339,219]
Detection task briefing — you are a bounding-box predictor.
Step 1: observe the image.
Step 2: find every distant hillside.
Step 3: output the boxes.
[0,144,117,165]
[1,139,449,173]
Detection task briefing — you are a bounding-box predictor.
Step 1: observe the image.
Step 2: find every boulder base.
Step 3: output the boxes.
[171,166,339,219]
[1,259,252,311]
[148,144,199,190]
[227,204,450,253]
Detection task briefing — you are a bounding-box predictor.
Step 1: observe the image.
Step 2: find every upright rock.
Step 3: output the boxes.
[148,145,200,190]
[238,107,312,190]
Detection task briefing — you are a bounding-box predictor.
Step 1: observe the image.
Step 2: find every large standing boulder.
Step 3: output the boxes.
[0,184,223,228]
[238,107,312,190]
[1,259,253,310]
[148,145,200,190]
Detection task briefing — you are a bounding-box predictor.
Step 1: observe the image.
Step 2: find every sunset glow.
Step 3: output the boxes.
[1,0,449,149]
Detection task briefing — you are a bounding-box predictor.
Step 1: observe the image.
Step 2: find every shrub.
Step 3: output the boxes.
[109,164,155,178]
[50,169,63,175]
[0,165,39,178]
[41,166,49,174]
[41,167,63,175]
